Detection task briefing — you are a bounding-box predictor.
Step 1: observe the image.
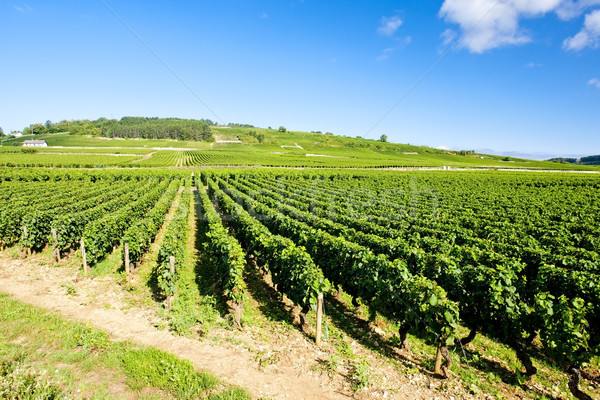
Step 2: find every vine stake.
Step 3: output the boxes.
[315,294,324,346]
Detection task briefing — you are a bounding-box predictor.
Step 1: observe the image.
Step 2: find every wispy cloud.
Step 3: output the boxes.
[376,37,412,61]
[377,16,403,36]
[563,9,600,50]
[525,61,543,68]
[376,47,396,61]
[261,12,268,19]
[440,28,457,46]
[589,77,600,89]
[13,3,32,13]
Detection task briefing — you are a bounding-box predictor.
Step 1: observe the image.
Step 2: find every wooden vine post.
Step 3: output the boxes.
[166,256,176,310]
[124,242,130,276]
[20,226,28,258]
[170,255,175,275]
[315,293,324,346]
[81,238,89,277]
[51,228,60,263]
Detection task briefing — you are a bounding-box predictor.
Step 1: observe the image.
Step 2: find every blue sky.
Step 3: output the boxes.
[1,0,600,156]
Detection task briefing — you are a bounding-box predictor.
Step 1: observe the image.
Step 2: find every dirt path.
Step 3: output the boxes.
[38,152,143,156]
[131,151,156,163]
[0,252,481,400]
[0,255,355,400]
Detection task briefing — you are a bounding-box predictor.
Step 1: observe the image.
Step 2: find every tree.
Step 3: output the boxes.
[380,134,388,142]
[0,127,4,137]
[278,126,287,133]
[29,123,46,135]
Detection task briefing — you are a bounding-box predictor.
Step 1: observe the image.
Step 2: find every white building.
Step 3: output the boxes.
[11,131,22,138]
[23,140,48,147]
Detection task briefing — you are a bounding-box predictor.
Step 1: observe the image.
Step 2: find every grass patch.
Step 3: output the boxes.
[122,348,218,398]
[349,358,371,392]
[0,359,67,399]
[167,186,220,336]
[0,292,250,399]
[90,245,124,277]
[206,387,251,400]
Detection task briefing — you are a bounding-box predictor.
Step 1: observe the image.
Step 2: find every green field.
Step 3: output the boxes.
[1,129,597,170]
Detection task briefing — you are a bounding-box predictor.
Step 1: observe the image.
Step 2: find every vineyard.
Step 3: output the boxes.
[1,167,599,399]
[0,152,143,168]
[2,137,598,169]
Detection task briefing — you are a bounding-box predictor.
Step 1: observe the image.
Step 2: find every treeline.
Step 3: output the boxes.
[98,117,213,141]
[22,117,217,142]
[548,155,600,165]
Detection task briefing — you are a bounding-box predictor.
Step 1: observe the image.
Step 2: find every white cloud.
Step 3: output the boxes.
[439,0,600,53]
[563,9,600,50]
[589,77,600,88]
[377,16,403,36]
[556,0,600,20]
[439,0,565,53]
[261,12,268,19]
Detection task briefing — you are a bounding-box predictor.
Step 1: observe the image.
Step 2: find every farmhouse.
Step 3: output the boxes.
[22,140,48,147]
[11,131,23,138]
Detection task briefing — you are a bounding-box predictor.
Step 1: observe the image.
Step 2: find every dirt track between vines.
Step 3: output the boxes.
[0,253,460,400]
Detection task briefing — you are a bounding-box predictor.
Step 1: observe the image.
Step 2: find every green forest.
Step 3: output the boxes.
[21,117,215,141]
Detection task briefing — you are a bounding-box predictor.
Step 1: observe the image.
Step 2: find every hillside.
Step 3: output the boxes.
[2,119,598,170]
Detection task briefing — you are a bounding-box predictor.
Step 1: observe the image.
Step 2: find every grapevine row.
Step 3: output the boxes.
[213,176,460,374]
[196,179,247,327]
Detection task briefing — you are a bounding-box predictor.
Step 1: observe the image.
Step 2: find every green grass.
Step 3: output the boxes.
[121,348,219,398]
[167,186,221,336]
[0,292,250,399]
